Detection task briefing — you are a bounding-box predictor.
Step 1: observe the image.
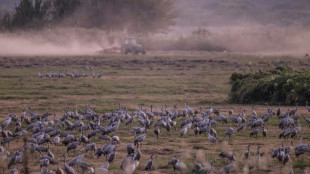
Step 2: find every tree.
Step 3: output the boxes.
[2,0,49,30]
[33,0,48,19]
[53,0,80,22]
[11,0,34,28]
[1,0,176,34]
[70,0,176,34]
[127,0,176,34]
[1,13,12,30]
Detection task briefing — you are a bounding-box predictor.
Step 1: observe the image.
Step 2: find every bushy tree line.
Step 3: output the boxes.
[230,66,310,105]
[0,0,176,34]
[1,0,79,30]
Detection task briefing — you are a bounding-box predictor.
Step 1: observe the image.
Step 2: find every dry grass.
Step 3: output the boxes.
[0,54,309,173]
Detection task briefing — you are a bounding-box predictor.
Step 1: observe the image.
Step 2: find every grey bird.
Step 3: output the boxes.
[295,137,310,157]
[250,129,261,138]
[127,143,135,155]
[56,158,65,174]
[134,133,147,147]
[54,136,60,146]
[144,154,153,170]
[290,122,301,138]
[68,154,84,167]
[154,127,160,140]
[243,144,250,161]
[67,141,80,153]
[84,143,96,153]
[223,159,236,173]
[64,154,77,174]
[219,152,235,161]
[133,144,142,161]
[180,127,188,137]
[224,125,235,139]
[95,161,109,174]
[10,168,19,174]
[106,147,116,163]
[168,157,187,173]
[306,101,310,112]
[208,132,217,144]
[237,123,246,132]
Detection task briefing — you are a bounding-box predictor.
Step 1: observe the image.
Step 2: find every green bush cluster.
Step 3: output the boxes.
[230,66,310,105]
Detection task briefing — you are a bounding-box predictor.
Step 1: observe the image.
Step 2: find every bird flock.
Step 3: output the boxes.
[37,71,103,79]
[0,102,310,174]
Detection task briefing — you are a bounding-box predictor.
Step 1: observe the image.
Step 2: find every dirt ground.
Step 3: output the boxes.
[0,54,309,173]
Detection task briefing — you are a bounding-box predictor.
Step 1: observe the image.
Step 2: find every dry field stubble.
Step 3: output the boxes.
[0,54,309,173]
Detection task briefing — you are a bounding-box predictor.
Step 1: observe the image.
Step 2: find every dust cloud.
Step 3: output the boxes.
[221,141,232,153]
[172,25,310,55]
[2,0,310,56]
[242,163,249,174]
[0,28,116,56]
[1,25,310,56]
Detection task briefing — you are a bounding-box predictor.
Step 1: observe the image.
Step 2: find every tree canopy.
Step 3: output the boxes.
[1,0,176,34]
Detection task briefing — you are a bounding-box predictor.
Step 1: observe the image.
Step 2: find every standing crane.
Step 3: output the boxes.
[144,154,153,170]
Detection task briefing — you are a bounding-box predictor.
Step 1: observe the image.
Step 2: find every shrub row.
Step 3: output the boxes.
[230,66,310,105]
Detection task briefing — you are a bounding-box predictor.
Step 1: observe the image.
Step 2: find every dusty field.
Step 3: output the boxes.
[0,54,310,174]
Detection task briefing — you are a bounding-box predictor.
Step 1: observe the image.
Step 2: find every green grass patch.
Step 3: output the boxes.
[293,158,310,168]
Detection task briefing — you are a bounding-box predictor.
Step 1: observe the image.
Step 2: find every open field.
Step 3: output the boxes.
[0,53,310,174]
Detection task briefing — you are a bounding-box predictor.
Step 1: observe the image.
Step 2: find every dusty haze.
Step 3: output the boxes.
[196,26,310,55]
[0,28,115,56]
[1,26,310,56]
[1,0,310,56]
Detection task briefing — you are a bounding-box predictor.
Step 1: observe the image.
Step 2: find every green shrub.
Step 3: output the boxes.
[230,66,310,105]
